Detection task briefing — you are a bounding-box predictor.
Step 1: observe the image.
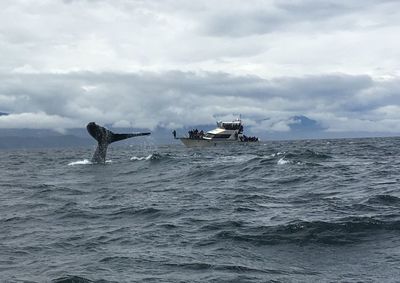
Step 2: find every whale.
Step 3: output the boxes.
[86,122,150,163]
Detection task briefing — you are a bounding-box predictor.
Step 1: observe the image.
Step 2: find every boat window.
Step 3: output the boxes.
[221,123,241,130]
[213,134,232,138]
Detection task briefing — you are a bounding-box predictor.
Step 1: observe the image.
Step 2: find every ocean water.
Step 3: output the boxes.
[1,137,400,282]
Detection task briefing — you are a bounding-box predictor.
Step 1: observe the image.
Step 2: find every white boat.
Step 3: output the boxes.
[178,119,259,147]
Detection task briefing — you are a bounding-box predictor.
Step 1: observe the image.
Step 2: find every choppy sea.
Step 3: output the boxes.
[1,137,400,282]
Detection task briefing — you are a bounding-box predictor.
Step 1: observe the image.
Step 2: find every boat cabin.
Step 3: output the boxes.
[203,120,243,140]
[217,121,244,132]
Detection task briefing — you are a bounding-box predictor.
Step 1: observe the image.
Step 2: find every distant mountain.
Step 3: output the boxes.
[0,112,8,116]
[0,115,398,149]
[0,128,66,137]
[289,115,325,132]
[0,135,91,149]
[0,127,155,149]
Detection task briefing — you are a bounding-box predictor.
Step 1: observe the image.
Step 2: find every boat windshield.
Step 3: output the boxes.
[218,122,241,130]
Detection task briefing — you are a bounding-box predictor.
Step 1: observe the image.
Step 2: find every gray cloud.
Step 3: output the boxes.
[1,71,400,134]
[200,0,400,37]
[0,0,399,79]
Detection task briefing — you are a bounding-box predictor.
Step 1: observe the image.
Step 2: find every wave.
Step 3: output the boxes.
[53,275,93,283]
[0,215,36,224]
[68,159,113,166]
[199,220,245,232]
[164,262,268,274]
[52,275,117,283]
[109,207,163,218]
[271,152,285,157]
[130,154,154,161]
[56,209,99,220]
[99,256,131,263]
[270,149,332,166]
[206,217,400,246]
[130,153,165,162]
[68,159,92,166]
[366,194,400,205]
[31,184,86,197]
[53,203,98,220]
[277,157,291,165]
[234,149,331,167]
[285,149,332,160]
[216,154,258,164]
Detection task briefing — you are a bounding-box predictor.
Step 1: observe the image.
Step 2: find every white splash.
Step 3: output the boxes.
[272,152,285,157]
[218,155,256,163]
[277,158,290,165]
[68,159,92,166]
[130,154,153,161]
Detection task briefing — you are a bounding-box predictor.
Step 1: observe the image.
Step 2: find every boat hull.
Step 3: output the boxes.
[179,138,257,147]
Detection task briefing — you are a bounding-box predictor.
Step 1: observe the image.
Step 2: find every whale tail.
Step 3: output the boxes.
[86,122,150,163]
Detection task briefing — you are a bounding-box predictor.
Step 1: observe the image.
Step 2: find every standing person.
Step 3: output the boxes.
[172,130,176,139]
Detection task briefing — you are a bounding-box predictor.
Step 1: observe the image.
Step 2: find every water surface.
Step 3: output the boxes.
[1,137,400,282]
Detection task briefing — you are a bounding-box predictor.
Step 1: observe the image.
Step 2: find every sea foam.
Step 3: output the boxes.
[68,159,92,166]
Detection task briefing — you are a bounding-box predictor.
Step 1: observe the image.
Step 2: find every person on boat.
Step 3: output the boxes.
[172,130,176,139]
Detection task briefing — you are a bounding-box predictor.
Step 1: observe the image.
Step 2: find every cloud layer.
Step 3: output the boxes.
[1,0,400,76]
[1,71,400,134]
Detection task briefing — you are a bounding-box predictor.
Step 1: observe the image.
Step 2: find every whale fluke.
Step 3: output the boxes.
[86,122,150,163]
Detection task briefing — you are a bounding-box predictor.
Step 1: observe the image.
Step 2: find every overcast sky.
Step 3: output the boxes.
[0,0,400,135]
